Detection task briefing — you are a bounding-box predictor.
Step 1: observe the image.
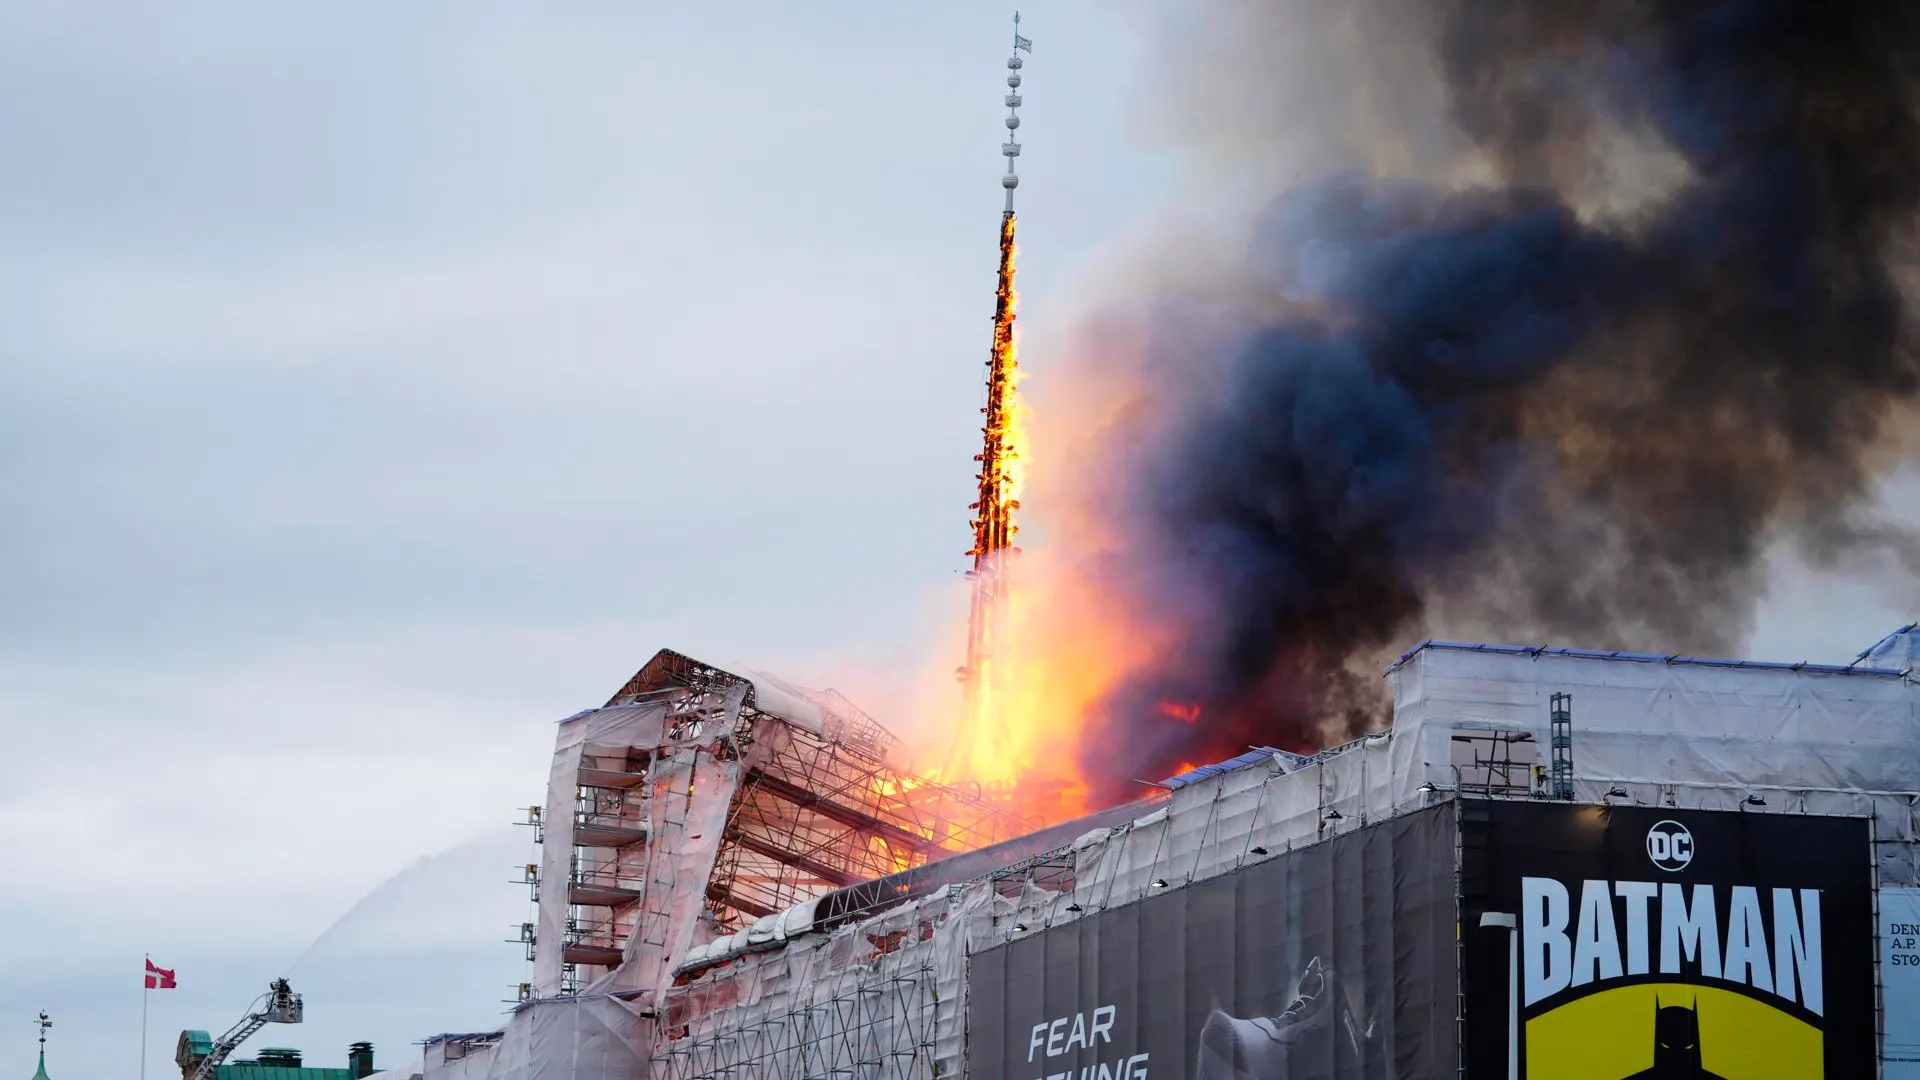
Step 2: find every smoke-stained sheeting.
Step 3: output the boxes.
[1070,0,1920,801]
[1459,802,1876,1078]
[810,795,1165,933]
[967,804,1456,1080]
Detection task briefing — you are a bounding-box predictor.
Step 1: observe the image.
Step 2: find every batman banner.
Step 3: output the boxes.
[1461,802,1876,1079]
[966,803,1456,1080]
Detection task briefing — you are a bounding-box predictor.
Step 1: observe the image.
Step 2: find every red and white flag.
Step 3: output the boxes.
[145,959,176,990]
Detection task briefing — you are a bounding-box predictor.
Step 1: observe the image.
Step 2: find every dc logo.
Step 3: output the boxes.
[1646,820,1694,872]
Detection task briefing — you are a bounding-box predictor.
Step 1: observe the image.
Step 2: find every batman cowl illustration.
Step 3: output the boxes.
[1626,998,1726,1080]
[1194,957,1378,1080]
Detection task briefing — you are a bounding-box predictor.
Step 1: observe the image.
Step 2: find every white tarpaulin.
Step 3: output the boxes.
[1885,886,1920,1079]
[1390,642,1920,798]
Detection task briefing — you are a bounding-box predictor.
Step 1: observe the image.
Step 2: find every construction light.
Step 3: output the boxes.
[1249,847,1269,857]
[1150,878,1169,889]
[1416,781,1436,793]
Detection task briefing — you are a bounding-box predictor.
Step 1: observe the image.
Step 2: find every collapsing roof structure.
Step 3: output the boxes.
[522,649,1031,998]
[423,626,1920,1080]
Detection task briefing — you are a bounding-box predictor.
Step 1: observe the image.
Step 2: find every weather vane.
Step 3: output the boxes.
[36,1010,50,1046]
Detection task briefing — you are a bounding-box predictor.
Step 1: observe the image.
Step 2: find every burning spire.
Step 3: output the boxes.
[951,13,1032,785]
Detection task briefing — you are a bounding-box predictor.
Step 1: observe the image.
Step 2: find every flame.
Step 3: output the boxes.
[1000,239,1030,512]
[942,536,1176,822]
[950,213,1049,811]
[1155,701,1202,724]
[934,235,1191,826]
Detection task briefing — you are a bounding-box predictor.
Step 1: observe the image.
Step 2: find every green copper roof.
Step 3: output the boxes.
[213,1068,355,1080]
[29,1050,50,1080]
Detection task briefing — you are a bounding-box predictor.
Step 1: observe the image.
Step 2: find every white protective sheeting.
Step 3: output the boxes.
[370,1057,425,1080]
[978,637,1920,958]
[1864,624,1920,671]
[655,887,982,1080]
[534,704,667,994]
[1389,643,1920,798]
[692,654,830,736]
[1388,643,1920,881]
[1042,736,1409,925]
[600,741,742,993]
[424,997,654,1080]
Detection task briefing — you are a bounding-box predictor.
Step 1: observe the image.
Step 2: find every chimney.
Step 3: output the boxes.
[348,1043,374,1079]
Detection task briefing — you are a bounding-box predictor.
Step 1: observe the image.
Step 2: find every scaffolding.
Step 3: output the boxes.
[657,873,975,1080]
[519,738,661,993]
[525,649,1026,1000]
[659,957,944,1080]
[709,718,1026,928]
[1548,692,1575,800]
[1449,728,1539,798]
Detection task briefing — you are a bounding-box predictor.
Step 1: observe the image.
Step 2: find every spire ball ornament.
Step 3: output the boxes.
[997,11,1030,215]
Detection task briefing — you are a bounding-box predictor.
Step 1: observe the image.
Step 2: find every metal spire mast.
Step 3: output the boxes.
[1001,12,1028,213]
[954,14,1032,781]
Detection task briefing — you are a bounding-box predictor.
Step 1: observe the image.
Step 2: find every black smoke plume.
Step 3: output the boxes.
[1073,0,1920,803]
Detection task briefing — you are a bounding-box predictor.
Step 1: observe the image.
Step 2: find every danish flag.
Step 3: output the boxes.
[145,959,176,990]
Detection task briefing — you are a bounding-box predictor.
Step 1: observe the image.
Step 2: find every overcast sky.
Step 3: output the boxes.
[0,4,1181,1076]
[1,4,1913,1079]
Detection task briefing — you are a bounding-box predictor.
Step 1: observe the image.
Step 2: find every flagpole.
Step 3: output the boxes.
[141,953,150,1080]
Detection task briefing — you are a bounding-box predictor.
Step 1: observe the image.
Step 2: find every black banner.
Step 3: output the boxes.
[967,803,1456,1080]
[1461,802,1875,1079]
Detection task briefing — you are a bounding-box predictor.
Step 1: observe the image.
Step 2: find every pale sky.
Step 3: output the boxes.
[0,4,1912,1079]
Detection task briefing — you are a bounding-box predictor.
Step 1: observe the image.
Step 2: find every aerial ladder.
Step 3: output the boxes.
[175,978,304,1080]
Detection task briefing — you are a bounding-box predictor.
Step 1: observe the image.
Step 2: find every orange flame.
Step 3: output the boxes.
[930,260,1189,827]
[950,213,1052,813]
[1155,701,1202,724]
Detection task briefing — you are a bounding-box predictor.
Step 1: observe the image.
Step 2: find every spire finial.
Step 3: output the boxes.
[34,1011,51,1080]
[1000,12,1032,215]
